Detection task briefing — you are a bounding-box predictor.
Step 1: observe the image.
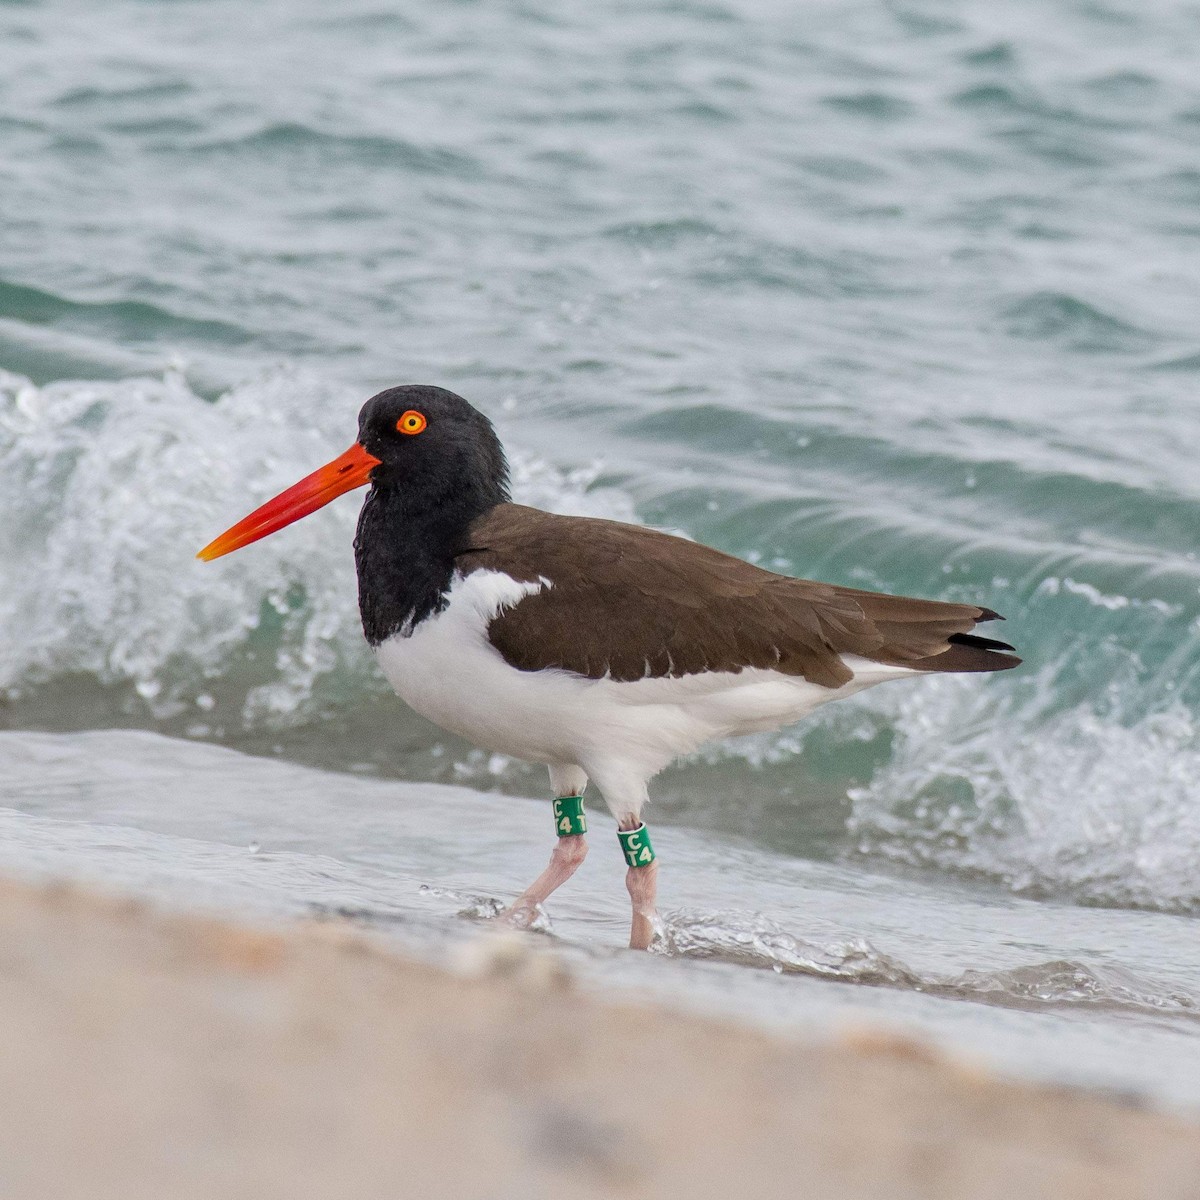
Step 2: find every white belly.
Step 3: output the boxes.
[373,570,915,791]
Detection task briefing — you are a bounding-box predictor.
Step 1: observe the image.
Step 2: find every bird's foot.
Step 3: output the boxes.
[499,899,552,933]
[500,832,587,935]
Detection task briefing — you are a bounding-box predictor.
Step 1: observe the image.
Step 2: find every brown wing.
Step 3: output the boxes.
[456,505,1019,687]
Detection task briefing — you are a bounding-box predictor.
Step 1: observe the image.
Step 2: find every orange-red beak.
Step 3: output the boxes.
[197,442,382,562]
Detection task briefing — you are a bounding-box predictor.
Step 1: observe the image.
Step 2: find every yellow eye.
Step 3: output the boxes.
[397,410,427,436]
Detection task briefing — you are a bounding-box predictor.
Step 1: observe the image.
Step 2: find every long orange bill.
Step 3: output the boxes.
[197,442,382,562]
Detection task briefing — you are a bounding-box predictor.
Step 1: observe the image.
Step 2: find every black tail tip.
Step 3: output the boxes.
[949,631,1016,654]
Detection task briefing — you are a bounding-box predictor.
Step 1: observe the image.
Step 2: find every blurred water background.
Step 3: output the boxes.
[3,0,1200,1103]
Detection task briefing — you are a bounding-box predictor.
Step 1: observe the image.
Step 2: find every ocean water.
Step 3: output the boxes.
[3,0,1200,1103]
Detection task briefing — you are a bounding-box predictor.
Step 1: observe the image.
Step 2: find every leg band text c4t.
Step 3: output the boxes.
[553,795,587,837]
[618,823,656,867]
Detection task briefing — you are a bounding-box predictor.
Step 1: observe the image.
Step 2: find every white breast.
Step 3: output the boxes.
[374,569,916,799]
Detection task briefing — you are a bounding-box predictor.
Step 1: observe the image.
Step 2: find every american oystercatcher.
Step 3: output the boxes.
[199,385,1020,949]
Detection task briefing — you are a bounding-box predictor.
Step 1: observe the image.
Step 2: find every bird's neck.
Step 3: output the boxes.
[353,481,501,646]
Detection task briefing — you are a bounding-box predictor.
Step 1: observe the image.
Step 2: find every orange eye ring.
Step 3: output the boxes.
[396,410,427,436]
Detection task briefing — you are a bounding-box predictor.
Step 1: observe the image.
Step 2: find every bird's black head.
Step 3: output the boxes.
[350,386,510,643]
[357,385,510,512]
[196,384,509,564]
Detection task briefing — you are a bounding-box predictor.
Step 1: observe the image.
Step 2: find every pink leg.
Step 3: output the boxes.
[504,834,588,929]
[620,815,660,951]
[626,861,659,950]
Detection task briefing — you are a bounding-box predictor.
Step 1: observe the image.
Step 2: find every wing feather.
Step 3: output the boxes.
[457,505,1019,686]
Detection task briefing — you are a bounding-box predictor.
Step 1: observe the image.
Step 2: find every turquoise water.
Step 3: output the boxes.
[3,0,1200,1099]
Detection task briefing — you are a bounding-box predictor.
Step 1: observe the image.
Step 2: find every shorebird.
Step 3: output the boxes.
[199,385,1020,949]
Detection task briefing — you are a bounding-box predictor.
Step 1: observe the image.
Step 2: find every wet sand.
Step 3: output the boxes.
[0,876,1196,1200]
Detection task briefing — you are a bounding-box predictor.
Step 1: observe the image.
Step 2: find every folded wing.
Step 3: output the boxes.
[457,505,1019,687]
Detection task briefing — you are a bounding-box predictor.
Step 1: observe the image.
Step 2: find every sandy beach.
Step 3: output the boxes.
[0,876,1194,1200]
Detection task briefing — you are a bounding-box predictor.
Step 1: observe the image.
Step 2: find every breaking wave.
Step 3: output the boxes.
[846,673,1200,913]
[4,366,1200,916]
[0,368,633,738]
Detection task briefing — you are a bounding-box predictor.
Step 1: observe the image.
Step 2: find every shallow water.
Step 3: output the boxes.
[5,729,1200,1106]
[2,0,1200,1103]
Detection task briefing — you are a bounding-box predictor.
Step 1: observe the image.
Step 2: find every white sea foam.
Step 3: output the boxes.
[847,671,1200,912]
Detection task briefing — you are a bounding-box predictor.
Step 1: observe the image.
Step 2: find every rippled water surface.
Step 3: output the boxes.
[3,0,1200,1103]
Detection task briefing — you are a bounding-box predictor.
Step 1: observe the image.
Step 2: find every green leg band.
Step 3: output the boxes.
[618,823,656,868]
[552,795,587,837]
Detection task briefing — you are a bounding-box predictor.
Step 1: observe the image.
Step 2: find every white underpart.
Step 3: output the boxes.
[374,569,919,821]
